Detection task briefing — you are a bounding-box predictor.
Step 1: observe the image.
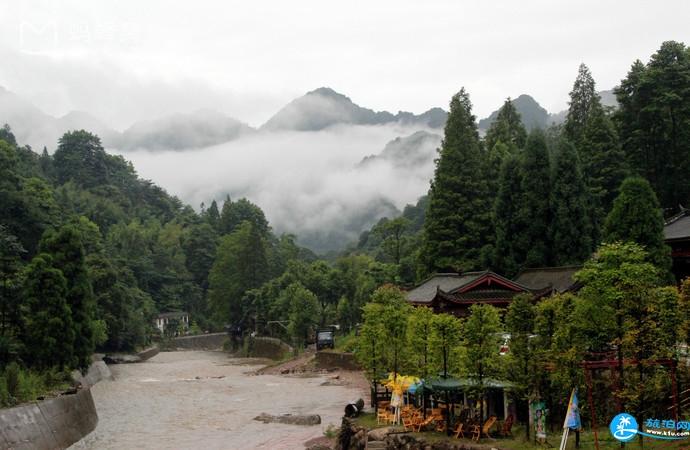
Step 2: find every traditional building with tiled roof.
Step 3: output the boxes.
[405,268,581,316]
[664,208,690,281]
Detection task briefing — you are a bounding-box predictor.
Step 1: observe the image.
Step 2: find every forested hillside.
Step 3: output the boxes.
[0,125,402,404]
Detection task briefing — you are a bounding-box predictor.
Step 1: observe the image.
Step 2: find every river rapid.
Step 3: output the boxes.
[69,351,364,450]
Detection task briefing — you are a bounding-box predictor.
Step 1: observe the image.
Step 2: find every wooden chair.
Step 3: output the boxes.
[472,415,497,441]
[377,408,390,424]
[453,422,465,439]
[500,414,514,437]
[414,415,435,432]
[402,415,416,432]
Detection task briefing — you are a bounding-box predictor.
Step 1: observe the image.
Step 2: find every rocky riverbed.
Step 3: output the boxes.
[68,351,367,450]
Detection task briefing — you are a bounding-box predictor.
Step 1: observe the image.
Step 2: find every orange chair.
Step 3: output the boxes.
[454,422,465,439]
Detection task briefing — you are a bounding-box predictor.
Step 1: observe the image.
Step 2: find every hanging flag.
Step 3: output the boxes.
[563,388,581,430]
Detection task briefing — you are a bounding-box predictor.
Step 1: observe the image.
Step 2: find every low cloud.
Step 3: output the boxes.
[114,124,438,252]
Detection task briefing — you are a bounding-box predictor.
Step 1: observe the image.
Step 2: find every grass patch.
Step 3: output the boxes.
[0,363,72,408]
[335,330,357,353]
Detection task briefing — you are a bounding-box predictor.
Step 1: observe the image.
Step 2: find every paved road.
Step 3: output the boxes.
[69,351,363,450]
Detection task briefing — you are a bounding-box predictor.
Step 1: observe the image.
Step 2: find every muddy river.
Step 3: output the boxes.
[69,351,365,450]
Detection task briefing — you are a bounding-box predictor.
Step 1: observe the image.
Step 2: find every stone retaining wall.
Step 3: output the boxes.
[137,346,160,361]
[0,388,98,450]
[315,351,360,371]
[169,332,229,350]
[245,336,292,360]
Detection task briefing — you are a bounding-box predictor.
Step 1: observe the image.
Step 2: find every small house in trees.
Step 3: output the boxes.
[405,268,580,316]
[155,311,189,335]
[664,208,690,281]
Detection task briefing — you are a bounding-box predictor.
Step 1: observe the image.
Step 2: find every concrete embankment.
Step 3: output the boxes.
[245,336,293,360]
[0,360,112,450]
[314,351,360,371]
[167,332,229,350]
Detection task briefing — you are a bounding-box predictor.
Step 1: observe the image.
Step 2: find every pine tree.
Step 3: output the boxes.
[39,224,96,371]
[422,88,489,273]
[484,98,528,151]
[550,139,592,265]
[603,176,672,276]
[564,63,599,146]
[614,41,690,210]
[206,200,220,231]
[515,129,551,268]
[21,254,75,369]
[581,104,629,243]
[493,154,523,275]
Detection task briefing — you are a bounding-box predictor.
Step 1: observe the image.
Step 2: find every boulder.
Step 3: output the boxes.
[253,412,321,426]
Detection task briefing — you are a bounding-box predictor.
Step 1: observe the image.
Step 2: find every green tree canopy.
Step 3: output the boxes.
[603,176,672,275]
[462,304,502,421]
[53,130,109,188]
[615,41,690,210]
[208,221,269,328]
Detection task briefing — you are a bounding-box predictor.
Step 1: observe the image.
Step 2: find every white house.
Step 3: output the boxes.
[154,311,189,335]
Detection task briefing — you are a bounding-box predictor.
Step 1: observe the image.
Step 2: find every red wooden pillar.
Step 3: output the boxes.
[584,367,600,450]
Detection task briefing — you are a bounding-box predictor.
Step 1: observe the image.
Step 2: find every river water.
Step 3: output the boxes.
[69,351,364,450]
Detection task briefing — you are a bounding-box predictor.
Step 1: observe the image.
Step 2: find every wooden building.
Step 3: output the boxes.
[664,208,690,281]
[405,267,580,316]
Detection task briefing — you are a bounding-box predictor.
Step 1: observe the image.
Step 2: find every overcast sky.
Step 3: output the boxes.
[0,1,688,128]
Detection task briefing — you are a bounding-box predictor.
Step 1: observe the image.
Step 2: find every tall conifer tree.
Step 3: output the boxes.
[581,104,629,243]
[493,154,523,276]
[564,63,599,146]
[484,98,528,151]
[615,41,690,210]
[515,129,551,268]
[550,140,593,265]
[422,89,489,273]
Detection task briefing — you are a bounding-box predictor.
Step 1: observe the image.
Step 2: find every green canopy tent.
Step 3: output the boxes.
[422,376,515,436]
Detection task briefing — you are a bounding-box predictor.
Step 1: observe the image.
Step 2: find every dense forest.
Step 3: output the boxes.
[1,40,689,413]
[357,41,688,285]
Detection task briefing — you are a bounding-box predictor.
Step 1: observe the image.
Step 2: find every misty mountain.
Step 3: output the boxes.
[261,87,447,131]
[359,130,442,169]
[479,90,619,132]
[478,94,550,131]
[117,109,255,151]
[296,196,401,253]
[0,86,118,151]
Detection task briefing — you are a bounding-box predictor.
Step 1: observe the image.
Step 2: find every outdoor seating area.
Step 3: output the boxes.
[368,370,522,445]
[373,395,516,443]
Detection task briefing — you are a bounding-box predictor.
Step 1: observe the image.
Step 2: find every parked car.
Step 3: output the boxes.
[316,329,335,350]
